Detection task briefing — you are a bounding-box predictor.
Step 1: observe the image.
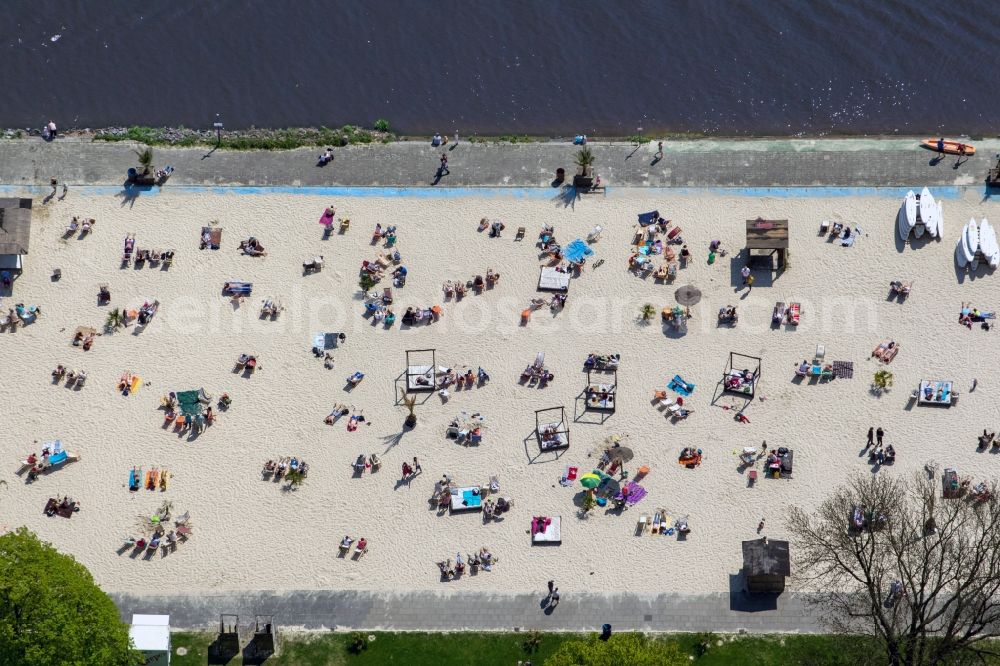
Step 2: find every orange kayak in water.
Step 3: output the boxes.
[921,139,976,155]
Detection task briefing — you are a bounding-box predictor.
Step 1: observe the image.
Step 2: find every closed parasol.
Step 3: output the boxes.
[675,285,702,306]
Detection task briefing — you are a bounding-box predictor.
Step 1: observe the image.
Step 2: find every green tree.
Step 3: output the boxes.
[789,472,1000,666]
[545,633,687,666]
[0,528,142,666]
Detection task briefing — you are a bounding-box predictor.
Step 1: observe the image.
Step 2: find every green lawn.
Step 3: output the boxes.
[169,630,879,665]
[171,631,577,665]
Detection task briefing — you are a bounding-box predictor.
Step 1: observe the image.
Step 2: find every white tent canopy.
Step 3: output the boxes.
[130,614,171,665]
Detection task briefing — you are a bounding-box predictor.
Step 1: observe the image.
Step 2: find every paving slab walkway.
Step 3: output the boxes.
[112,589,825,633]
[1,138,997,189]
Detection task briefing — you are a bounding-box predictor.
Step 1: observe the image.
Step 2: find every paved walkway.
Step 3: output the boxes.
[1,138,997,189]
[111,589,824,633]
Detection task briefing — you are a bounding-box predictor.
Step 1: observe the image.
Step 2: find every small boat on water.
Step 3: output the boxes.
[921,138,976,156]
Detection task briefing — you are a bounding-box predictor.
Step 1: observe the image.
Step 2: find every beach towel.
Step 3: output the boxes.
[564,239,594,264]
[202,227,222,249]
[615,481,648,505]
[832,361,854,379]
[532,516,552,534]
[638,211,659,226]
[176,390,201,417]
[669,375,695,396]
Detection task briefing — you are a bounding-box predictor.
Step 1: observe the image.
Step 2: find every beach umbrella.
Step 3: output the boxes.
[608,447,635,464]
[675,285,702,306]
[580,473,601,489]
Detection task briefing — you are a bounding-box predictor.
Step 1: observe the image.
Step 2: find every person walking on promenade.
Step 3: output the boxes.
[440,153,450,175]
[757,518,765,534]
[656,141,663,160]
[547,580,555,595]
[548,589,560,609]
[741,265,750,286]
[876,427,885,446]
[746,274,754,293]
[866,427,874,448]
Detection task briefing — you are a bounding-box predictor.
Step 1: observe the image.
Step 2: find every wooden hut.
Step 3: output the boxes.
[745,218,788,271]
[0,198,32,275]
[742,537,790,594]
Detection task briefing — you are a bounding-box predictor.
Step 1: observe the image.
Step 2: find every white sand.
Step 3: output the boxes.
[2,188,996,595]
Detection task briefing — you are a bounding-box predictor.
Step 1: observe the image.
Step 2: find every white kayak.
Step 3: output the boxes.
[980,218,999,269]
[963,218,979,263]
[898,191,916,240]
[920,188,938,239]
[956,241,969,268]
[904,190,917,229]
[936,202,944,239]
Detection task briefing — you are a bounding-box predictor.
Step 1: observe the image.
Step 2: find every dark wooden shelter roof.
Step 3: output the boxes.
[742,538,790,576]
[745,218,788,250]
[0,198,32,255]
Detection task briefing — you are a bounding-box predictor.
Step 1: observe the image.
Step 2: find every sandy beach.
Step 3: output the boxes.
[2,186,997,597]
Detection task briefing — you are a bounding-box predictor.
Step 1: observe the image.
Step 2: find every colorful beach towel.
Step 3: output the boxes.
[669,375,695,396]
[615,481,648,505]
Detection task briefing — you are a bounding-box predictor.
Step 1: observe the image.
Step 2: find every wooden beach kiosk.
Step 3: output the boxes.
[745,218,788,272]
[0,198,32,278]
[742,537,790,594]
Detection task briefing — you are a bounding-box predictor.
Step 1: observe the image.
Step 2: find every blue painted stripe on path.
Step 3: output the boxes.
[0,184,984,200]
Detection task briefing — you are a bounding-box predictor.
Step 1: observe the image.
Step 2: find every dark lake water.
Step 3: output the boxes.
[3,1,998,135]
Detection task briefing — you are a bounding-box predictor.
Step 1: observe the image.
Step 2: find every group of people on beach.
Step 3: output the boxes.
[436,547,495,579]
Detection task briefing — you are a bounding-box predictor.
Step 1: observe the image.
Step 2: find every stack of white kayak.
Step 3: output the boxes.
[897,188,943,241]
[956,218,999,270]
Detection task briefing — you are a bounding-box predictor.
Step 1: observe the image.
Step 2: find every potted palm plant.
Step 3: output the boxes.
[573,146,595,189]
[285,468,306,490]
[129,147,156,185]
[872,369,894,393]
[403,394,418,428]
[639,303,656,322]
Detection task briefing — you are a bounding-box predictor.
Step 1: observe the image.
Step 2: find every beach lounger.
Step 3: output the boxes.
[772,302,786,324]
[637,515,649,535]
[347,371,364,385]
[587,225,603,242]
[666,226,683,241]
[303,256,324,273]
[787,302,801,325]
[515,226,526,241]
